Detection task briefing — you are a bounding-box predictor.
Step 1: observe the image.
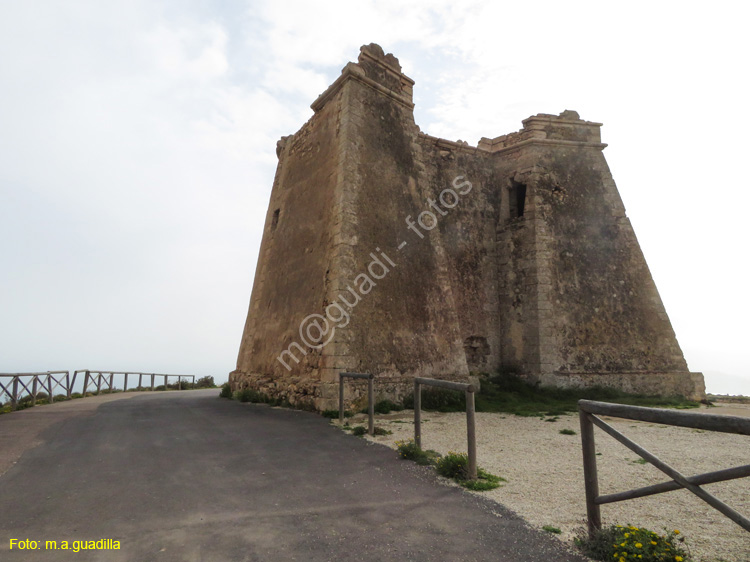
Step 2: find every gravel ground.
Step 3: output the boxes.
[351,402,750,562]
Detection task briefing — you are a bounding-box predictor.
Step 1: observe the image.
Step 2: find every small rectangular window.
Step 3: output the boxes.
[509,180,526,218]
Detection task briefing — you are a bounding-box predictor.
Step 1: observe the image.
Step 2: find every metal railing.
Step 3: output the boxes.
[77,370,196,395]
[414,377,477,480]
[0,371,74,410]
[339,372,374,435]
[578,399,750,536]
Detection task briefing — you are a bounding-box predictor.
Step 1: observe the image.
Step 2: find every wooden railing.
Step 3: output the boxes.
[0,371,74,409]
[414,377,477,480]
[578,399,750,536]
[77,370,196,395]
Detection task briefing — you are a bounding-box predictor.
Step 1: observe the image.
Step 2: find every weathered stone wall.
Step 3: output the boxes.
[230,44,705,408]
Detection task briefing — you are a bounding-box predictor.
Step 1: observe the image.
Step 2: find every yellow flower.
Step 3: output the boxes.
[635,543,642,548]
[674,530,680,535]
[624,533,630,538]
[619,558,625,562]
[675,557,683,562]
[621,542,626,547]
[650,541,657,545]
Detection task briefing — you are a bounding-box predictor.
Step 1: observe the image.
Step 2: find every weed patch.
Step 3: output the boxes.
[576,525,690,561]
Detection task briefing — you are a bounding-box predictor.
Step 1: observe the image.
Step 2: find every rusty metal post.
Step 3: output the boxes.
[466,388,477,480]
[413,380,421,449]
[579,406,601,536]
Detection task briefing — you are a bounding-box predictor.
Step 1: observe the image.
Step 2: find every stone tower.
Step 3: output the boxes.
[230,44,705,409]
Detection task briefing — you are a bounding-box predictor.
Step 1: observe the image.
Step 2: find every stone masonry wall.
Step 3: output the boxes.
[230,44,705,409]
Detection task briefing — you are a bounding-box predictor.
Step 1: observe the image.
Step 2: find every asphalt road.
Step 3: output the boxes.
[0,390,589,561]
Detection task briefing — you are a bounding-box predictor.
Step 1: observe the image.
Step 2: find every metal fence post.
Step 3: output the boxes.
[414,380,421,449]
[466,388,477,480]
[579,407,601,536]
[367,375,374,436]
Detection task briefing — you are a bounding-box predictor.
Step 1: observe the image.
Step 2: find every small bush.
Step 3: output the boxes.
[195,376,216,388]
[435,452,505,491]
[373,426,392,436]
[70,392,83,399]
[435,452,470,480]
[395,439,441,466]
[321,409,339,418]
[543,525,562,534]
[559,428,576,435]
[219,383,233,399]
[351,426,367,436]
[403,388,465,412]
[374,399,404,414]
[576,525,690,562]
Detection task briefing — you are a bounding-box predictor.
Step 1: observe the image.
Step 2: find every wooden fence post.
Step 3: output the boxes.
[466,388,477,480]
[367,375,374,436]
[339,374,345,423]
[47,374,54,403]
[82,371,90,396]
[66,372,72,398]
[150,374,155,391]
[11,377,19,410]
[414,380,421,449]
[32,376,38,406]
[579,408,601,536]
[124,373,128,392]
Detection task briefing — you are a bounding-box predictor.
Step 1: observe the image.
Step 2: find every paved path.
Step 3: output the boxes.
[0,390,588,561]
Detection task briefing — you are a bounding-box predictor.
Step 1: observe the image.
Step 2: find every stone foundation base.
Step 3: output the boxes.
[229,370,420,411]
[539,371,706,401]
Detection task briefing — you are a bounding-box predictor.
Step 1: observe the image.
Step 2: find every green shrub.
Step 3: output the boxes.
[395,439,441,466]
[402,388,466,412]
[372,426,392,436]
[351,426,367,436]
[70,392,83,399]
[576,525,690,562]
[374,399,404,414]
[219,383,233,399]
[543,525,562,534]
[435,452,470,480]
[435,452,505,491]
[195,376,216,388]
[321,409,339,418]
[476,372,699,417]
[559,428,576,435]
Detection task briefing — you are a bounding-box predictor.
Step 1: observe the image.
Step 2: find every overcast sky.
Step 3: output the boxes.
[1,1,748,394]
